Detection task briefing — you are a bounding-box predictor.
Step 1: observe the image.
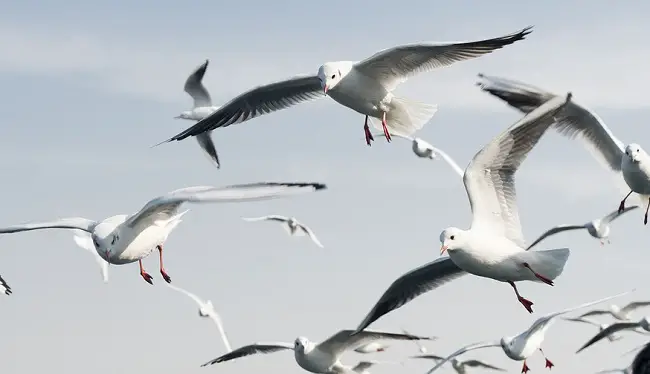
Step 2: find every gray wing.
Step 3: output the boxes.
[159,75,324,143]
[562,317,600,327]
[200,342,294,366]
[195,132,220,169]
[525,224,586,251]
[576,322,642,353]
[462,360,506,371]
[242,215,290,223]
[352,361,378,373]
[621,301,650,314]
[477,73,626,172]
[318,330,434,357]
[184,59,212,107]
[425,341,502,374]
[354,27,532,91]
[464,93,572,247]
[576,310,614,319]
[602,206,639,225]
[125,182,326,231]
[352,257,466,334]
[0,274,11,295]
[0,217,99,235]
[411,354,446,361]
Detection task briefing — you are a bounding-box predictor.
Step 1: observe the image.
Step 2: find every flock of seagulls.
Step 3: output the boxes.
[2,24,649,373]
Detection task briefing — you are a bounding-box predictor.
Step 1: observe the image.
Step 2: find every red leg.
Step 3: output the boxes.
[363,116,374,146]
[522,262,554,286]
[521,360,530,373]
[539,348,554,369]
[644,197,650,225]
[139,260,153,285]
[381,112,391,142]
[158,245,172,283]
[619,190,633,213]
[509,281,534,313]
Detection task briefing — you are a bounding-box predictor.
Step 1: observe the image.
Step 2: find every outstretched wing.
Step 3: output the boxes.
[425,341,501,374]
[621,301,650,315]
[602,206,639,225]
[299,224,324,248]
[200,342,294,366]
[242,215,290,223]
[165,283,206,306]
[410,354,446,361]
[184,59,212,108]
[351,361,378,373]
[525,224,586,251]
[318,330,434,358]
[576,310,614,319]
[0,217,98,235]
[463,360,506,371]
[577,322,641,353]
[0,275,11,295]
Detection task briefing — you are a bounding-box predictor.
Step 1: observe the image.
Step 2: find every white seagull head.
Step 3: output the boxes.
[294,336,310,352]
[439,227,466,255]
[317,63,345,94]
[625,143,643,163]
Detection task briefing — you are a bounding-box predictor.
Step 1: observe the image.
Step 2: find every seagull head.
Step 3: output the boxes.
[499,336,515,355]
[317,63,344,95]
[439,227,465,255]
[294,337,310,352]
[625,144,643,163]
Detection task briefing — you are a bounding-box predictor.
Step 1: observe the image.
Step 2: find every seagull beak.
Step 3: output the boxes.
[323,85,329,95]
[440,245,448,255]
[173,115,182,119]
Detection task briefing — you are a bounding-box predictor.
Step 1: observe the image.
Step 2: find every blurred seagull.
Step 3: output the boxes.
[412,354,506,374]
[577,317,650,353]
[576,301,650,321]
[0,274,11,295]
[562,317,624,342]
[242,215,324,248]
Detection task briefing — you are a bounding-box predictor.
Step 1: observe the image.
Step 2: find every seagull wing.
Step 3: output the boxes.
[430,146,465,177]
[425,341,502,374]
[165,283,206,306]
[208,312,232,352]
[299,223,324,248]
[160,75,324,143]
[0,217,99,235]
[621,301,650,315]
[317,330,434,358]
[576,310,615,319]
[353,257,466,334]
[354,27,532,92]
[184,59,212,107]
[195,132,220,169]
[410,354,446,361]
[200,342,294,366]
[562,317,600,327]
[352,361,379,372]
[525,224,586,251]
[464,93,572,247]
[601,206,639,225]
[0,274,11,295]
[72,231,109,283]
[242,215,290,223]
[125,183,325,231]
[576,322,642,353]
[462,360,506,371]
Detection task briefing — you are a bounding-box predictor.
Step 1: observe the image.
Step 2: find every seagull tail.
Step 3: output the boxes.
[517,247,570,281]
[379,96,438,136]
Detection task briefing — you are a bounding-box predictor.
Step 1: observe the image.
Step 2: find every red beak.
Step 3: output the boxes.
[323,85,329,95]
[440,245,448,255]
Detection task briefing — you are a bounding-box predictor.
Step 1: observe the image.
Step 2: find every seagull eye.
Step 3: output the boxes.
[331,74,336,79]
[450,235,455,240]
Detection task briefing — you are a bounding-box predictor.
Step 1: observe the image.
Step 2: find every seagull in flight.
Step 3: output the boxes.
[526,206,638,249]
[577,317,650,353]
[0,182,325,285]
[411,354,506,374]
[165,283,231,352]
[200,329,434,373]
[242,215,324,248]
[576,301,650,321]
[562,317,624,342]
[0,274,11,295]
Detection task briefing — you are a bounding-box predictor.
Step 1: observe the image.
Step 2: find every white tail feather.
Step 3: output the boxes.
[371,96,437,137]
[517,248,570,281]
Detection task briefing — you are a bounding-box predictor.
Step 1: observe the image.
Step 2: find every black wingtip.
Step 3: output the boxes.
[151,137,176,149]
[566,92,573,102]
[313,183,327,191]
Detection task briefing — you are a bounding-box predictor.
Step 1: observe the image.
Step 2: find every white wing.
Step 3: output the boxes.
[184,59,212,108]
[525,224,587,251]
[353,257,466,334]
[317,330,434,358]
[200,342,294,366]
[620,301,650,315]
[0,274,11,295]
[354,27,532,91]
[73,231,109,283]
[298,223,324,248]
[165,283,206,307]
[242,215,291,223]
[124,182,326,231]
[425,341,502,374]
[195,132,220,169]
[430,146,465,177]
[464,93,572,247]
[0,217,99,235]
[160,75,324,144]
[602,206,639,225]
[208,312,233,352]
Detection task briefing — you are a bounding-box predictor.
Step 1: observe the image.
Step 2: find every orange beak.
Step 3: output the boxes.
[323,85,329,95]
[440,245,448,255]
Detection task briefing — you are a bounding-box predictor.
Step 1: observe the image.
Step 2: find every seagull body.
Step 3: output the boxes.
[175,60,222,168]
[412,354,505,374]
[352,93,573,334]
[562,317,623,342]
[577,317,650,353]
[165,283,231,352]
[72,231,109,283]
[477,73,650,224]
[161,27,532,150]
[242,215,324,248]
[426,291,631,374]
[0,274,11,295]
[353,342,389,353]
[526,206,638,249]
[0,183,325,285]
[200,329,434,374]
[372,132,439,160]
[577,301,650,321]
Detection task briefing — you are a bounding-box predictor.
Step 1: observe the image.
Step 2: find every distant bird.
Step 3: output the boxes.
[242,215,324,248]
[165,283,231,352]
[562,317,624,342]
[160,27,532,150]
[0,274,11,295]
[0,182,325,285]
[577,317,650,353]
[72,231,109,283]
[412,354,506,374]
[425,290,631,374]
[352,94,572,334]
[526,206,638,249]
[477,73,650,225]
[175,59,222,169]
[577,301,650,321]
[354,342,390,353]
[200,329,434,373]
[402,328,429,353]
[350,360,398,374]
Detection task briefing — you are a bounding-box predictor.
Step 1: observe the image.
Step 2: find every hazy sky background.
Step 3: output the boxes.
[1,1,649,373]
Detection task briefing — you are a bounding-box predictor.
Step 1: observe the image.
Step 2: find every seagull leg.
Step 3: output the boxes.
[539,348,554,369]
[521,262,554,286]
[381,112,391,142]
[157,245,172,283]
[508,281,534,313]
[139,260,153,285]
[363,116,374,146]
[521,360,530,373]
[644,197,650,225]
[619,190,633,213]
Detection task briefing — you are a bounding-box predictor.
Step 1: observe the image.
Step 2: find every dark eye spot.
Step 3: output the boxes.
[331,74,336,79]
[450,235,455,240]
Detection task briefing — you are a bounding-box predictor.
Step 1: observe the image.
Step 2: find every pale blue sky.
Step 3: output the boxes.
[1,1,649,374]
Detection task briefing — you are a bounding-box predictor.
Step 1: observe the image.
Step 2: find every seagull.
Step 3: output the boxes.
[411,354,506,374]
[352,93,573,334]
[159,27,532,150]
[174,59,222,169]
[595,367,632,374]
[562,317,624,342]
[526,206,638,249]
[476,73,650,224]
[353,342,390,354]
[0,182,325,285]
[402,328,429,353]
[425,290,632,374]
[577,317,650,353]
[0,274,11,295]
[165,283,231,352]
[242,215,324,248]
[200,329,435,373]
[576,301,650,321]
[72,231,109,283]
